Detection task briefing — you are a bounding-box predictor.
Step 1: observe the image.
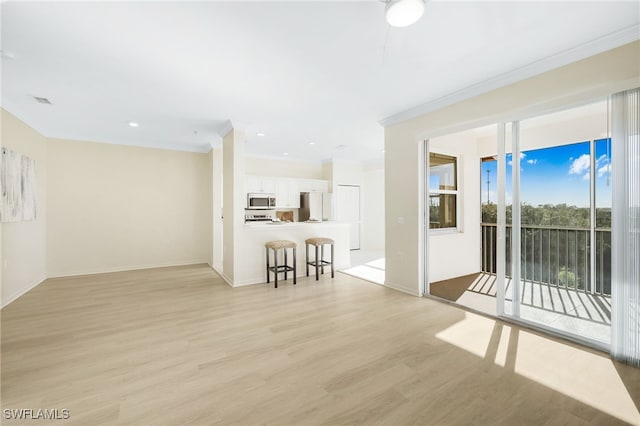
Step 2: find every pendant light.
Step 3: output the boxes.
[385,0,426,28]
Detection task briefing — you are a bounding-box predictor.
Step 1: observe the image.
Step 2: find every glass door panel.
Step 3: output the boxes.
[595,138,612,297]
[513,101,610,344]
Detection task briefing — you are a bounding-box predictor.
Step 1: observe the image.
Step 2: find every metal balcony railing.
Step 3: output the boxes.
[481,223,611,296]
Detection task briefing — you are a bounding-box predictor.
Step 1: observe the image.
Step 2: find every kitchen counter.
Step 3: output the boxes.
[244,221,345,228]
[236,221,351,286]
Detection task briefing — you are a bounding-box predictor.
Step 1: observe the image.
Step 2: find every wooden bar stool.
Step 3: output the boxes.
[305,237,334,281]
[265,240,297,288]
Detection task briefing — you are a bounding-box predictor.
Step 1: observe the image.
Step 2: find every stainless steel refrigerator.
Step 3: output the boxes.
[299,192,333,222]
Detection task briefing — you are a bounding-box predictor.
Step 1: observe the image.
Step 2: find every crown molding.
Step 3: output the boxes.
[379,24,640,128]
[216,120,234,138]
[209,134,223,149]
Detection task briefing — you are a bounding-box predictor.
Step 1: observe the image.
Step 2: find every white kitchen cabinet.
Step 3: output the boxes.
[276,180,288,208]
[246,176,276,194]
[276,179,300,208]
[262,178,276,193]
[298,179,329,193]
[246,175,327,207]
[246,176,262,193]
[287,180,300,208]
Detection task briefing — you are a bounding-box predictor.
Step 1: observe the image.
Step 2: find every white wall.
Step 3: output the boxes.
[331,159,364,249]
[362,166,385,251]
[385,41,640,297]
[222,129,245,285]
[428,133,481,283]
[212,147,223,271]
[328,158,386,252]
[322,161,333,190]
[1,109,48,307]
[46,138,211,276]
[331,158,364,190]
[246,156,324,179]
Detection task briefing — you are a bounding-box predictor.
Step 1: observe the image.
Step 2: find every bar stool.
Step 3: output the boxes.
[305,237,334,281]
[265,240,297,288]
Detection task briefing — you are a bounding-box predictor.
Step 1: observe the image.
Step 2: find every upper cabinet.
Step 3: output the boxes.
[276,179,300,208]
[298,179,329,193]
[246,176,277,194]
[246,175,329,208]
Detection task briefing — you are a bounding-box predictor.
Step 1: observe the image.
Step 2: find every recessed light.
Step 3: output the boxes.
[381,149,386,153]
[309,142,316,145]
[128,122,139,128]
[283,153,289,156]
[257,132,265,137]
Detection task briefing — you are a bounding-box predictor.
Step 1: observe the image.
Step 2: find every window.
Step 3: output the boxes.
[429,152,458,229]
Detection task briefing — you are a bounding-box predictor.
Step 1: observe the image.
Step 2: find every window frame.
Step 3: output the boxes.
[428,152,461,233]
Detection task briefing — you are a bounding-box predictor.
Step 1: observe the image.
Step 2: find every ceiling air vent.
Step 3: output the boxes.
[33,96,52,105]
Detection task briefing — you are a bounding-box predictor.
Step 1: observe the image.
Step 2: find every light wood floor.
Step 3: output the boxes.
[2,265,639,425]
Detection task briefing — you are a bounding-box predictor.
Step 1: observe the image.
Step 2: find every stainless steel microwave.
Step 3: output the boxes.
[247,193,276,210]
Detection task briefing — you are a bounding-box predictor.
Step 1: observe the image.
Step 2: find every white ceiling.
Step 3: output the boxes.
[2,1,638,162]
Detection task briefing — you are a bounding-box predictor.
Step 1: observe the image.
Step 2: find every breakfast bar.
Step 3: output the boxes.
[237,222,351,286]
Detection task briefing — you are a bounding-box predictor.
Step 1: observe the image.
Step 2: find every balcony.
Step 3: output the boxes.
[430,224,611,343]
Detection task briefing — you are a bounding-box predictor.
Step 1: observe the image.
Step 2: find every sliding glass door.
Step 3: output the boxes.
[504,100,611,345]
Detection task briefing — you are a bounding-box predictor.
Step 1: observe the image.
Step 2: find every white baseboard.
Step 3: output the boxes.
[1,264,380,308]
[47,260,210,278]
[212,267,234,288]
[384,281,422,297]
[1,275,47,309]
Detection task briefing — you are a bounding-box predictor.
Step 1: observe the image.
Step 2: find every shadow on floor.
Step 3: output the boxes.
[430,273,482,302]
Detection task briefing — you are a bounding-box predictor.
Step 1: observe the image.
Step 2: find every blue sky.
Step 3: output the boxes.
[480,139,612,208]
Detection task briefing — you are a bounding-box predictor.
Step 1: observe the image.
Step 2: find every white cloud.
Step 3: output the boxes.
[508,152,526,166]
[597,154,607,164]
[596,154,611,178]
[569,154,590,175]
[583,171,590,180]
[526,159,537,165]
[597,163,611,177]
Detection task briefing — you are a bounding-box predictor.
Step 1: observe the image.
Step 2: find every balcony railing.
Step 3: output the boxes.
[481,223,611,296]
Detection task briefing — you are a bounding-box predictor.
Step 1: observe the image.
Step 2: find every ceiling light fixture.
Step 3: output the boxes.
[385,0,426,28]
[283,152,289,156]
[257,132,265,137]
[128,122,139,128]
[309,142,316,145]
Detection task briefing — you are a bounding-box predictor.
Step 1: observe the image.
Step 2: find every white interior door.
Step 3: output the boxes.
[337,185,360,250]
